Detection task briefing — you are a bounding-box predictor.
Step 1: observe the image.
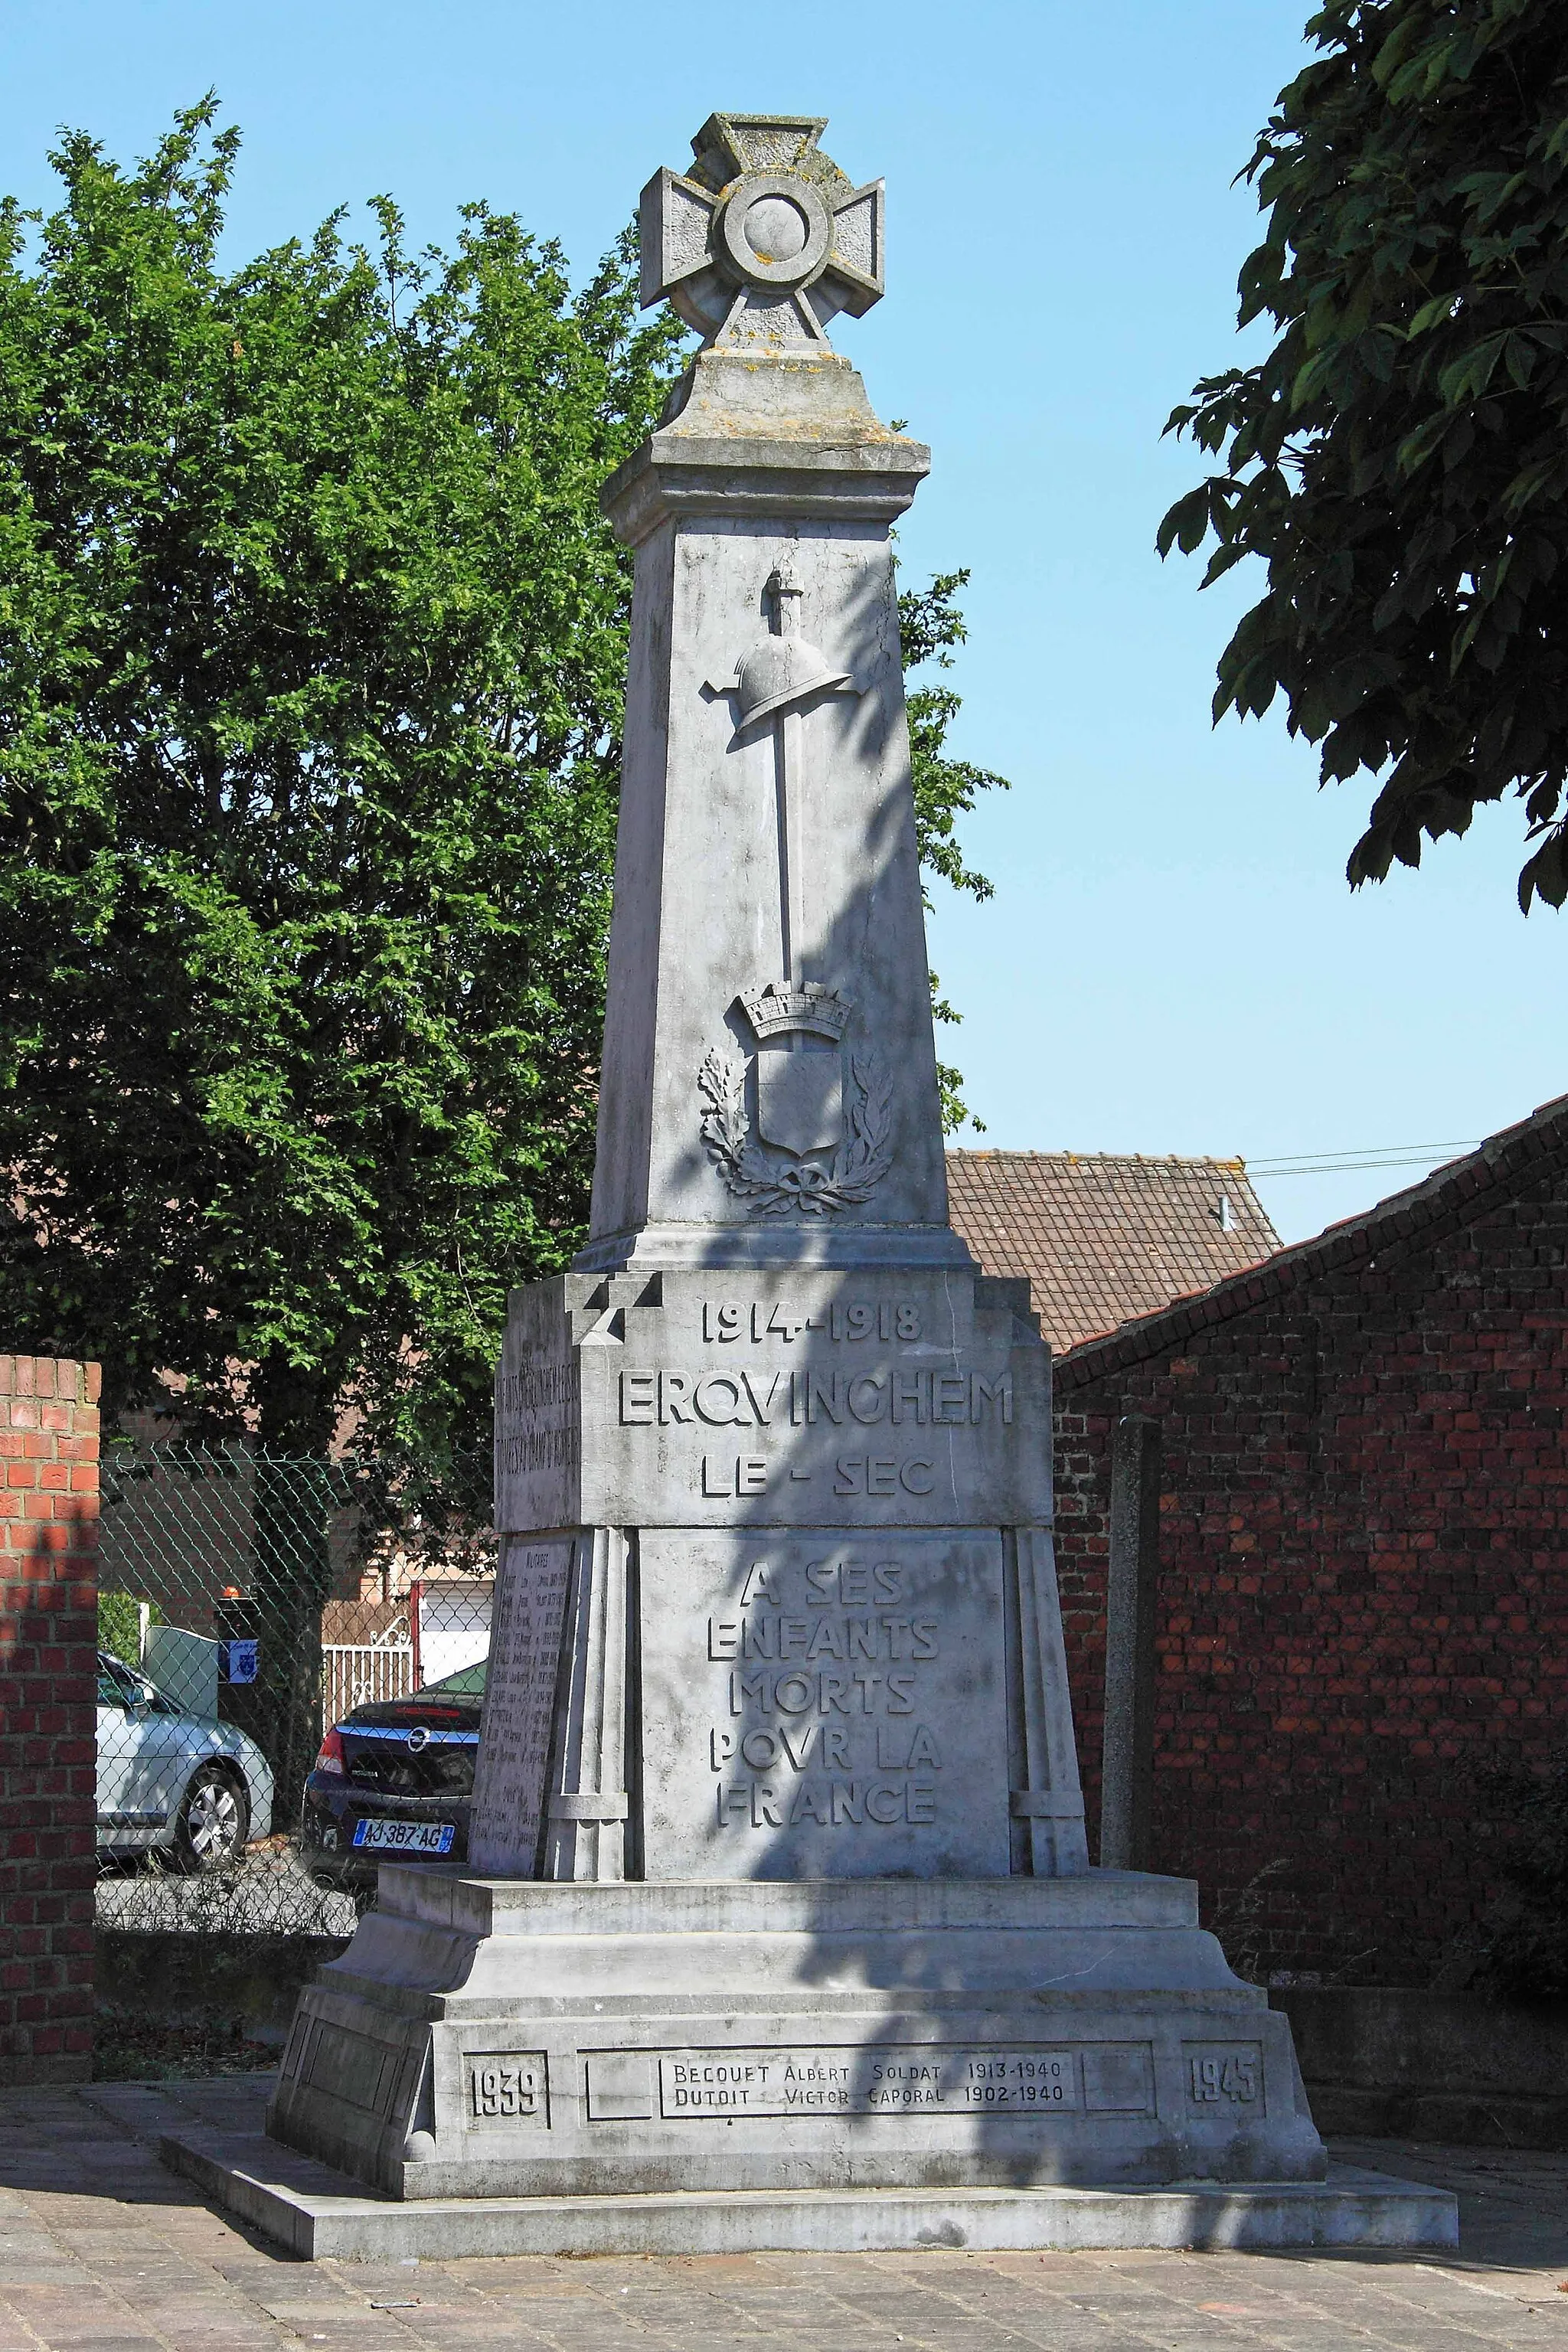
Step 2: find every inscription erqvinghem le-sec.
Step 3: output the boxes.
[492,1272,1050,1536]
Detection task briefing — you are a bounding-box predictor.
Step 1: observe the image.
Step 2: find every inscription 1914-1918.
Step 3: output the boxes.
[701,1298,923,1343]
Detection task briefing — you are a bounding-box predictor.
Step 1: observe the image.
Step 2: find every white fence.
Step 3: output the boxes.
[322,1642,416,1721]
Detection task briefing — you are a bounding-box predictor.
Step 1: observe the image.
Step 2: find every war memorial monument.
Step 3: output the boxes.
[181,114,1453,2257]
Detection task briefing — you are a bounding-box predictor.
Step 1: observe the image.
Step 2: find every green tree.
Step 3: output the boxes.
[901,567,1009,1135]
[1,103,1004,1458]
[0,100,681,1457]
[1159,0,1568,909]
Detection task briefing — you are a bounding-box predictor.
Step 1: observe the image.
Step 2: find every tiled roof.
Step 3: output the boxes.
[1054,1090,1568,1391]
[945,1150,1282,1355]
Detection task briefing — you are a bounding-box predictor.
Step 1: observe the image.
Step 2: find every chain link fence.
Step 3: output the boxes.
[94,1446,494,1940]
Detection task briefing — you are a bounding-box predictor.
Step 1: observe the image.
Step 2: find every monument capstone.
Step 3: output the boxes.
[259,113,1446,2254]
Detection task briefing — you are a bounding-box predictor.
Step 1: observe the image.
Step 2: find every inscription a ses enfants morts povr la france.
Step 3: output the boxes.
[639,1531,1011,1880]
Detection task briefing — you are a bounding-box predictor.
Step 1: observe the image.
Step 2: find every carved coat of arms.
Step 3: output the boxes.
[699,983,892,1216]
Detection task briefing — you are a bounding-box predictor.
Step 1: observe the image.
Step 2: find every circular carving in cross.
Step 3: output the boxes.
[740,191,811,265]
[639,113,884,352]
[717,172,832,293]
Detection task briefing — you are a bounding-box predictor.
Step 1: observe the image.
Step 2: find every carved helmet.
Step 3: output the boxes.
[733,632,851,730]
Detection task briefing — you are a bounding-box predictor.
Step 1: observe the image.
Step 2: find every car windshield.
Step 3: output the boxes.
[96,1651,180,1714]
[416,1658,488,1699]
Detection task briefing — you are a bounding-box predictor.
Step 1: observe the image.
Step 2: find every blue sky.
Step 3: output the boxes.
[5,0,1562,1242]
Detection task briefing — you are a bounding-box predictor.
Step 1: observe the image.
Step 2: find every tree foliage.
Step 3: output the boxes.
[0,100,682,1454]
[0,104,1004,1454]
[902,567,1008,905]
[900,567,1008,1135]
[1160,0,1568,910]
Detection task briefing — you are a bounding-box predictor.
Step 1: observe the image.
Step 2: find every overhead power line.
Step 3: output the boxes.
[1246,1141,1481,1179]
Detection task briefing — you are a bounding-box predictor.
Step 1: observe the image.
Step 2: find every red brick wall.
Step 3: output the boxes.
[1053,1158,1568,1987]
[0,1356,99,2083]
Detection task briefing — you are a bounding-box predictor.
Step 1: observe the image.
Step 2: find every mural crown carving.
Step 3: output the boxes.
[739,980,854,1044]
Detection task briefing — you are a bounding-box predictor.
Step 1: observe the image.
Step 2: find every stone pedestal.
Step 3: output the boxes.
[469,1262,1084,1890]
[269,1866,1325,2201]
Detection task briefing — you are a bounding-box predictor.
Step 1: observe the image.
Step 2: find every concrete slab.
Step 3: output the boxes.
[157,2116,1457,2261]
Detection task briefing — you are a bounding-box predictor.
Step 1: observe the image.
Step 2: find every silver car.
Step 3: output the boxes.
[96,1651,275,1870]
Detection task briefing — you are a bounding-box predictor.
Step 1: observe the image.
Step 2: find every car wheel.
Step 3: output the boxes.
[173,1764,249,1873]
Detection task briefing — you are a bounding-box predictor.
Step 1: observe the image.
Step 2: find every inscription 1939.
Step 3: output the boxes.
[466,2051,548,2126]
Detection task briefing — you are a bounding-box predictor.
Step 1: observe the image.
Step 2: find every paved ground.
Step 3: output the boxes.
[0,2078,1563,2350]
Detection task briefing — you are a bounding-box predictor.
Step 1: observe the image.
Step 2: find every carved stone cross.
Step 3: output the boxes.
[640,113,884,353]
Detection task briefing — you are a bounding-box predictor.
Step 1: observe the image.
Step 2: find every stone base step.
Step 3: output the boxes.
[158,2123,1458,2262]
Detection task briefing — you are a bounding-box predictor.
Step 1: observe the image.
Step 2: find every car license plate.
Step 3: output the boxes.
[351,1818,456,1855]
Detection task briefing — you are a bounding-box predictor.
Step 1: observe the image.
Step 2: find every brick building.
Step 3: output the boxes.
[0,1355,99,2083]
[1051,1097,1568,1986]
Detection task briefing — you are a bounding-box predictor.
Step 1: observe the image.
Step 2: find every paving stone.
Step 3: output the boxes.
[0,2091,1566,2350]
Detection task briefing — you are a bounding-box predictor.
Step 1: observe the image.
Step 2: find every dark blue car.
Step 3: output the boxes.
[301,1658,486,1884]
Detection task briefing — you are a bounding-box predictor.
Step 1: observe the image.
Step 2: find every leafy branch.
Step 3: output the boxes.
[1159,0,1568,911]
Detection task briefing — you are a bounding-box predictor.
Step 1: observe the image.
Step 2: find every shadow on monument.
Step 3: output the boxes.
[624,1484,1319,2194]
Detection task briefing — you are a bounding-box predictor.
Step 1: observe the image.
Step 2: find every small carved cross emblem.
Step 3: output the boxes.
[639,113,884,353]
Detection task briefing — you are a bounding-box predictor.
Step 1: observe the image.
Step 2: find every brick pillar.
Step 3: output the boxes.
[0,1355,100,2084]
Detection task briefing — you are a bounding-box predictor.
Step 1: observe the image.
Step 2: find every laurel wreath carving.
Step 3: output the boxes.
[697,1044,894,1215]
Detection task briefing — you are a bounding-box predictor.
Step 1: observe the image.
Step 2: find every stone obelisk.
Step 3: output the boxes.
[261,117,1423,2251]
[463,113,1080,1893]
